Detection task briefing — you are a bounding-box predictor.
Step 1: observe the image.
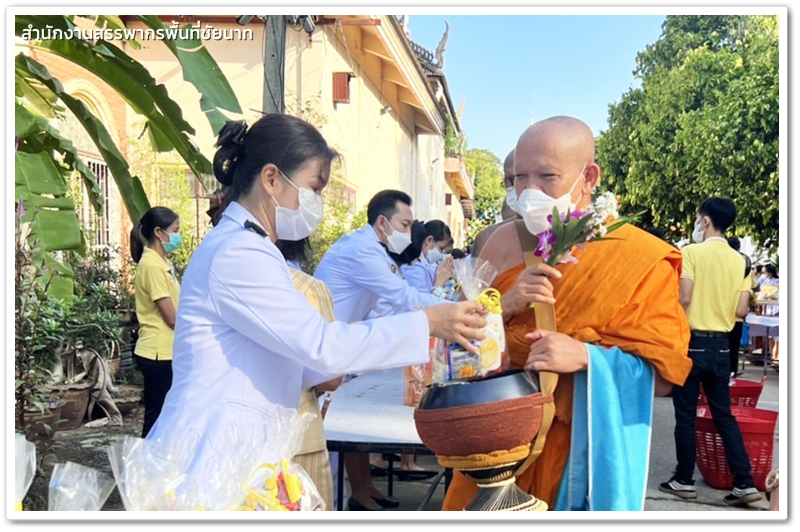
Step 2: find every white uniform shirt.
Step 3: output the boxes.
[401,258,437,294]
[147,202,429,476]
[314,225,444,323]
[368,255,407,319]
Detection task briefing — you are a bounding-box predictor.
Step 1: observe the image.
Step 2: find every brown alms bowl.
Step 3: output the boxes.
[414,370,545,457]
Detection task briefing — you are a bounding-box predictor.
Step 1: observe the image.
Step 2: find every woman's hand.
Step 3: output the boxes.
[501,263,562,320]
[434,256,454,287]
[424,300,487,354]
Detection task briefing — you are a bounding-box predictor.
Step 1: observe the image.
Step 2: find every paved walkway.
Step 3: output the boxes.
[360,360,779,512]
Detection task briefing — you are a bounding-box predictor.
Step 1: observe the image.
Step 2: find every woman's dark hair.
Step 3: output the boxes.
[451,248,466,260]
[129,206,179,263]
[390,220,427,266]
[275,237,312,265]
[213,114,339,202]
[423,220,452,244]
[764,263,778,279]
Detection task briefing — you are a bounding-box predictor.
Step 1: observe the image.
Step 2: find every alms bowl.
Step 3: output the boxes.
[413,370,546,457]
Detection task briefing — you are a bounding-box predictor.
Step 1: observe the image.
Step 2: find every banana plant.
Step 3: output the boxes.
[14,14,242,297]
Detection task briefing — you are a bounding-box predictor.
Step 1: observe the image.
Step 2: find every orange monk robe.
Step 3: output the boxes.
[442,224,692,510]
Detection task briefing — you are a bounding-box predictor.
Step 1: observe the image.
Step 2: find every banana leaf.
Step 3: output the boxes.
[137,15,242,135]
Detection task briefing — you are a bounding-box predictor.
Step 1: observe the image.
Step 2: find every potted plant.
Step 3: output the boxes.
[14,202,65,447]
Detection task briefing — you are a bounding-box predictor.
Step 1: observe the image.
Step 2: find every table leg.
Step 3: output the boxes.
[387,456,394,497]
[416,469,446,511]
[337,451,345,511]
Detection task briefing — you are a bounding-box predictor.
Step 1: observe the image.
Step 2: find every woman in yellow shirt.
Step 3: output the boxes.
[129,206,182,437]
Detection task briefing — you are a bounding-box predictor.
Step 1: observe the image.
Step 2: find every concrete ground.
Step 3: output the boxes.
[354,359,779,513]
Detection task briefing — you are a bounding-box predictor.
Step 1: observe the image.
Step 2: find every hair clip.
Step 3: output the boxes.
[216,120,248,147]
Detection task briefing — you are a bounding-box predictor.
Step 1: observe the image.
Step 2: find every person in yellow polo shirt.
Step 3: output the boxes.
[129,206,182,438]
[659,197,762,507]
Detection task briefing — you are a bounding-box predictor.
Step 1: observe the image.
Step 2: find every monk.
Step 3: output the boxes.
[472,150,520,257]
[442,116,693,511]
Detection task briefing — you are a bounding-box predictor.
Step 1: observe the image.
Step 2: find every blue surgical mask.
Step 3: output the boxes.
[160,230,182,253]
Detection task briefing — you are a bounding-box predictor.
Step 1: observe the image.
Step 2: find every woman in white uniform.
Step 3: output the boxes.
[401,219,455,297]
[145,115,486,495]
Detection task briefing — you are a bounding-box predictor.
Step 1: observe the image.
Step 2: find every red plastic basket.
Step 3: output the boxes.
[695,406,777,491]
[698,377,765,408]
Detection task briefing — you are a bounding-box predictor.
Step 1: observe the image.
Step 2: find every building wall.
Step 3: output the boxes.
[284,24,461,238]
[124,17,463,241]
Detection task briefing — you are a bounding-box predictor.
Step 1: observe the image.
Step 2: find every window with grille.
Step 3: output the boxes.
[341,185,356,213]
[83,159,111,248]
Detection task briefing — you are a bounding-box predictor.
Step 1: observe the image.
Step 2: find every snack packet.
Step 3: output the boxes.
[446,257,509,380]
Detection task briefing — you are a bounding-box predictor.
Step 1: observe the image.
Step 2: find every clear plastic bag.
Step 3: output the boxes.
[15,433,36,511]
[445,257,509,380]
[106,434,192,511]
[48,461,116,511]
[238,406,324,511]
[107,406,324,511]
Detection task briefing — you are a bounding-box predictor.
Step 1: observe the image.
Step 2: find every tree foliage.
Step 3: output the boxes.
[597,15,779,253]
[463,148,504,247]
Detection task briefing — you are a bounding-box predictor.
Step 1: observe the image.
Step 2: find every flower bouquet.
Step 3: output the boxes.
[533,191,631,266]
[48,461,116,511]
[15,433,36,511]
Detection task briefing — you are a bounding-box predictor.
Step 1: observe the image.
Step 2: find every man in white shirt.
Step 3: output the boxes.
[315,190,448,511]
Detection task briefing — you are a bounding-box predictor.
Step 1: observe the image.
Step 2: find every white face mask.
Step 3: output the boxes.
[517,164,586,235]
[272,171,324,241]
[425,246,443,264]
[505,186,520,214]
[381,217,412,255]
[692,218,706,243]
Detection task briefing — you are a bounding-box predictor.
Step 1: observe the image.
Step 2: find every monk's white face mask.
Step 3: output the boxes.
[517,164,586,235]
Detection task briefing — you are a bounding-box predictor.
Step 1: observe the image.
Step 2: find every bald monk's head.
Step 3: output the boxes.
[503,150,515,189]
[512,116,600,213]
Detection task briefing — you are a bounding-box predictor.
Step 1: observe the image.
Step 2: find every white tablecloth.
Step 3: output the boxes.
[746,313,779,338]
[323,367,422,445]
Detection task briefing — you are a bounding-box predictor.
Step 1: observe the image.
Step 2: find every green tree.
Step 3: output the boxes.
[597,15,779,252]
[463,148,504,246]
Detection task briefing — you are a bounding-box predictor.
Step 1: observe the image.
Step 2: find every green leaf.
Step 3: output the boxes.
[16,101,104,216]
[16,54,151,223]
[137,15,242,135]
[31,35,214,179]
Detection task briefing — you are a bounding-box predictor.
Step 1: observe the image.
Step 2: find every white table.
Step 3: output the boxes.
[745,314,779,376]
[323,367,449,510]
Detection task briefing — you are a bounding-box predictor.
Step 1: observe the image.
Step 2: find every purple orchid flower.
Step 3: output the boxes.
[533,229,556,260]
[17,197,25,218]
